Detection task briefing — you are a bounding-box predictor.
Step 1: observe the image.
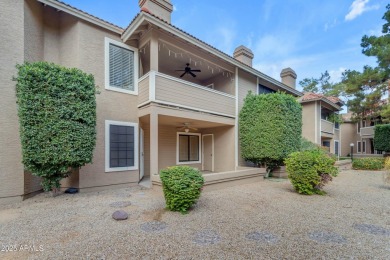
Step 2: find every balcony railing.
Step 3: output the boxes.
[360,126,375,137]
[321,119,334,134]
[138,71,236,117]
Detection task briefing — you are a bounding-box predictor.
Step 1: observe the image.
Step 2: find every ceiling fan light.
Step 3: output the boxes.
[185,128,190,133]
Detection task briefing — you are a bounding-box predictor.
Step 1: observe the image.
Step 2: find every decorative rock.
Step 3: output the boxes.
[246,231,278,243]
[353,224,390,236]
[112,210,128,220]
[140,221,167,232]
[193,230,221,245]
[308,231,347,244]
[109,201,132,208]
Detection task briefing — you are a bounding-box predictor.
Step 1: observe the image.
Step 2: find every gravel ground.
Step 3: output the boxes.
[1,170,389,259]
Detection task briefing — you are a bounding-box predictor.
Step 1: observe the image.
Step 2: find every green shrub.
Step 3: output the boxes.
[160,166,204,213]
[374,124,390,152]
[239,92,302,173]
[352,158,385,170]
[285,150,338,195]
[15,62,97,192]
[300,137,321,152]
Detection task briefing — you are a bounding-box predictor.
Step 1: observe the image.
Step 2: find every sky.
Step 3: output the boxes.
[61,0,388,92]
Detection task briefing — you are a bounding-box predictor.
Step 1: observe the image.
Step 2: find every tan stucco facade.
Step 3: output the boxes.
[0,0,303,204]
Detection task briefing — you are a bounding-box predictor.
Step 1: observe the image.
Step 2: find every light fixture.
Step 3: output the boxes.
[185,128,190,133]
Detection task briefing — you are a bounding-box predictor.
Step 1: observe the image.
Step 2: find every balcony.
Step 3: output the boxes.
[138,71,236,117]
[321,119,334,135]
[360,126,374,138]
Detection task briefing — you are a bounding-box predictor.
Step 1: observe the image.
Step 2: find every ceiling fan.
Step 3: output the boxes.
[177,123,198,133]
[176,63,201,78]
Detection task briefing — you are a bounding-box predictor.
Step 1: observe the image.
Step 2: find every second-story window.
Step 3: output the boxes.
[258,84,275,95]
[105,38,138,95]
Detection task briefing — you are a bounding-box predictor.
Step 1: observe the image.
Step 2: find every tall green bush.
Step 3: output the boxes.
[374,124,390,153]
[160,166,204,214]
[285,150,338,195]
[239,92,302,172]
[15,62,97,192]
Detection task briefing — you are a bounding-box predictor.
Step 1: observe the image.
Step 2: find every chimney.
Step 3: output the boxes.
[233,45,254,67]
[280,67,297,89]
[139,0,173,23]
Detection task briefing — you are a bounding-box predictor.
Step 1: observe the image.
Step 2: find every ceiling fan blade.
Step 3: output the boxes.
[180,72,186,77]
[191,70,201,72]
[189,71,196,77]
[176,127,186,130]
[175,70,185,71]
[189,127,198,131]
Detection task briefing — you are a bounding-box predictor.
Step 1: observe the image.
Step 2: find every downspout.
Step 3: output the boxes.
[235,67,239,170]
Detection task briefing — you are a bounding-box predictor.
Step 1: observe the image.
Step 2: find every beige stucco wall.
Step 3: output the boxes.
[302,102,317,143]
[203,126,235,172]
[75,21,140,189]
[0,0,25,203]
[340,122,360,156]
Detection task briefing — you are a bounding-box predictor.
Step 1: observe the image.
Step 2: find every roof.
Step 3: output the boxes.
[36,0,303,97]
[299,92,343,111]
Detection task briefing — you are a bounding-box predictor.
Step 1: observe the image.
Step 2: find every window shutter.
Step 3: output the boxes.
[109,43,134,90]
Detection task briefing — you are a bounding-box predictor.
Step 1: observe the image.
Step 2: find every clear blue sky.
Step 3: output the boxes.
[62,0,387,91]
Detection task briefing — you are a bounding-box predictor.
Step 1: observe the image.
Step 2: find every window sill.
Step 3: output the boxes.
[176,161,201,165]
[105,166,138,173]
[105,86,138,96]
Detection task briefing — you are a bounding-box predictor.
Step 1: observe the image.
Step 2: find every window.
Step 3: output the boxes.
[362,120,366,128]
[105,120,138,172]
[357,121,361,133]
[176,133,201,164]
[105,37,138,95]
[334,141,339,156]
[357,141,362,153]
[335,122,339,129]
[362,141,366,154]
[258,84,275,94]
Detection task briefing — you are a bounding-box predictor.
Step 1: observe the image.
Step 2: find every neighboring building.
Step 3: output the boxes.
[0,0,303,204]
[340,112,383,157]
[299,92,344,156]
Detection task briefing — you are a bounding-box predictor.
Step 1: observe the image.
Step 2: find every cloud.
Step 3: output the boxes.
[329,67,346,83]
[324,19,338,32]
[345,0,379,21]
[173,5,177,12]
[214,26,236,54]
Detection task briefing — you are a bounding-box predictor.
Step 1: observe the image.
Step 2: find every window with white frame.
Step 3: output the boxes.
[362,141,366,153]
[334,141,339,156]
[105,38,138,95]
[176,133,201,164]
[105,120,138,172]
[357,141,362,153]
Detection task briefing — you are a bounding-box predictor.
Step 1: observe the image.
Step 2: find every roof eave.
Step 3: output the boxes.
[37,0,124,34]
[122,13,303,97]
[300,98,342,111]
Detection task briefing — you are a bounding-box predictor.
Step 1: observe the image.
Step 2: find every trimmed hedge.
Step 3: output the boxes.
[285,150,338,195]
[160,166,204,214]
[15,62,97,192]
[239,92,302,171]
[352,158,385,170]
[374,124,390,152]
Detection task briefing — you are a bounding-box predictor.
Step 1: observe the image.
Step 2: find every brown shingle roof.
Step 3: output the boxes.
[301,92,343,105]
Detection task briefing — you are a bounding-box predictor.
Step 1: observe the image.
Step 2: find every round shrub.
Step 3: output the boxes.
[160,166,204,213]
[285,150,338,195]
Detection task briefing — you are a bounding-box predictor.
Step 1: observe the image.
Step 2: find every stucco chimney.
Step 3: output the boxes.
[139,0,173,23]
[280,67,297,89]
[233,45,254,67]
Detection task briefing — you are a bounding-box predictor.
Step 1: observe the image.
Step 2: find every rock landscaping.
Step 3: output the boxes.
[0,170,389,259]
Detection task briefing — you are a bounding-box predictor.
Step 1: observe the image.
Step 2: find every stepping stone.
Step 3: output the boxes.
[308,231,347,244]
[109,201,132,208]
[112,210,128,220]
[245,231,278,243]
[140,221,167,232]
[193,230,221,245]
[353,224,390,236]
